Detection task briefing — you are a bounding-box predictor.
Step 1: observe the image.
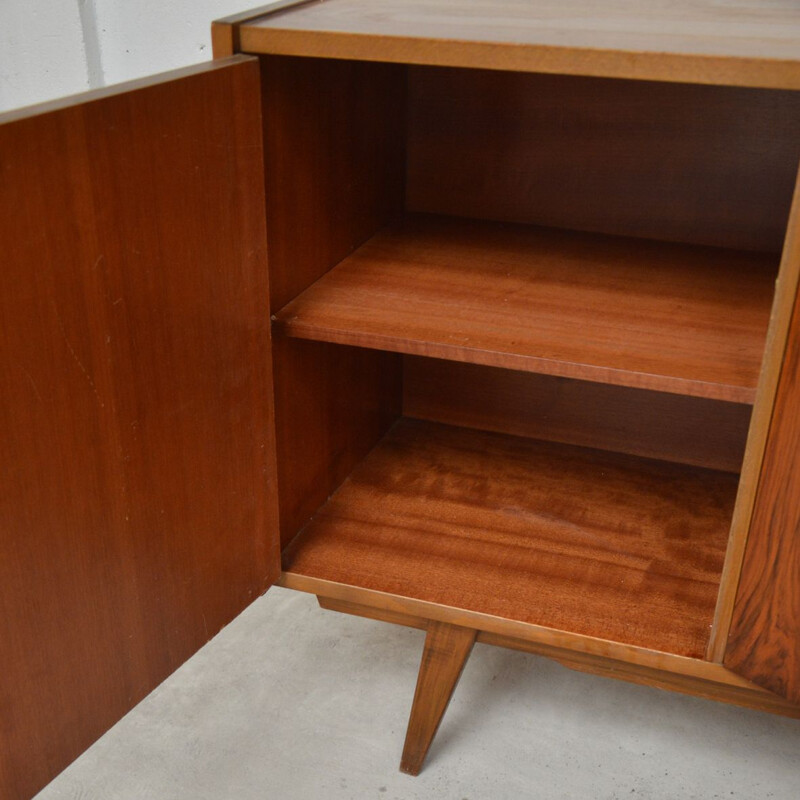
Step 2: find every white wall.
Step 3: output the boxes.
[0,1,89,111]
[0,0,242,113]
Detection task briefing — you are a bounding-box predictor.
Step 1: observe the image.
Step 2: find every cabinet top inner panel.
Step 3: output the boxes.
[236,0,800,89]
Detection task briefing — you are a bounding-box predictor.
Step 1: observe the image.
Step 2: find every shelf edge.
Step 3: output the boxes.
[279,572,740,685]
[239,27,800,91]
[274,319,758,405]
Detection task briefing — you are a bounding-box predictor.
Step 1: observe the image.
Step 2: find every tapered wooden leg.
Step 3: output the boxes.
[400,620,477,776]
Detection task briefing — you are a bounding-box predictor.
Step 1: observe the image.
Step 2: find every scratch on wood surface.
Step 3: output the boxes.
[17,364,43,402]
[52,300,105,408]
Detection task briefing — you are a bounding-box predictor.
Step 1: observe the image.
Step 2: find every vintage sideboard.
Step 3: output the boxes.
[2,2,800,797]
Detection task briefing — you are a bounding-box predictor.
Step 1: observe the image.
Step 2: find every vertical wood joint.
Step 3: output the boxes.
[211,22,238,59]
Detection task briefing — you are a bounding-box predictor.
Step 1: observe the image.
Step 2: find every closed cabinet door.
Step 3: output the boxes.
[0,57,279,800]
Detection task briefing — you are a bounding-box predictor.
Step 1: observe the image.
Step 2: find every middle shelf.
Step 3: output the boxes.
[273,214,777,403]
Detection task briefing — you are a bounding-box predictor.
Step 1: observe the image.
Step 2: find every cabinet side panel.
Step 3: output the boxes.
[259,55,406,548]
[0,60,278,799]
[274,339,401,548]
[725,285,800,703]
[261,55,406,312]
[407,68,800,252]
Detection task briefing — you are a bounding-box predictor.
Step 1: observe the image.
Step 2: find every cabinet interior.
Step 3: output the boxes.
[261,54,800,659]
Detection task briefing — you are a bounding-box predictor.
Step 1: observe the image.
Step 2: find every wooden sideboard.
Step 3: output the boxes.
[2,2,800,797]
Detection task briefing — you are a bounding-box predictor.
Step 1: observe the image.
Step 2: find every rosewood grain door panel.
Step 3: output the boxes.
[723,174,800,701]
[0,57,277,800]
[724,272,800,704]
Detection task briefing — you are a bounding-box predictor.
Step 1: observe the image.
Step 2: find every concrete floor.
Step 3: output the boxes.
[36,587,800,800]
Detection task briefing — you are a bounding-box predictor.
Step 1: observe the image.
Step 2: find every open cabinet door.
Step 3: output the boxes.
[0,57,279,799]
[724,187,800,704]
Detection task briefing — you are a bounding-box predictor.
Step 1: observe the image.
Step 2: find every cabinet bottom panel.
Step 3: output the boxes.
[281,418,736,658]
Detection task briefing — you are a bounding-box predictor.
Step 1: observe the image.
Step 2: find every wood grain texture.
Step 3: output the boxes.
[283,419,737,658]
[259,54,405,313]
[0,58,277,800]
[211,21,236,58]
[260,54,405,549]
[400,621,477,776]
[273,338,401,547]
[724,287,800,703]
[316,597,800,718]
[289,573,764,687]
[403,357,750,473]
[239,0,800,89]
[275,214,776,402]
[708,169,800,660]
[407,69,800,253]
[318,595,428,631]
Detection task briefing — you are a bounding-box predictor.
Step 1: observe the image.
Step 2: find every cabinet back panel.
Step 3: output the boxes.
[404,356,750,473]
[406,68,800,252]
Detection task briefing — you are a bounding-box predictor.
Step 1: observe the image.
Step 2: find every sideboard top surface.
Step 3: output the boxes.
[235,0,800,88]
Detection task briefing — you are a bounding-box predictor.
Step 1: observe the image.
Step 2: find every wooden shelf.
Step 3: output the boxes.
[274,215,776,403]
[282,418,737,659]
